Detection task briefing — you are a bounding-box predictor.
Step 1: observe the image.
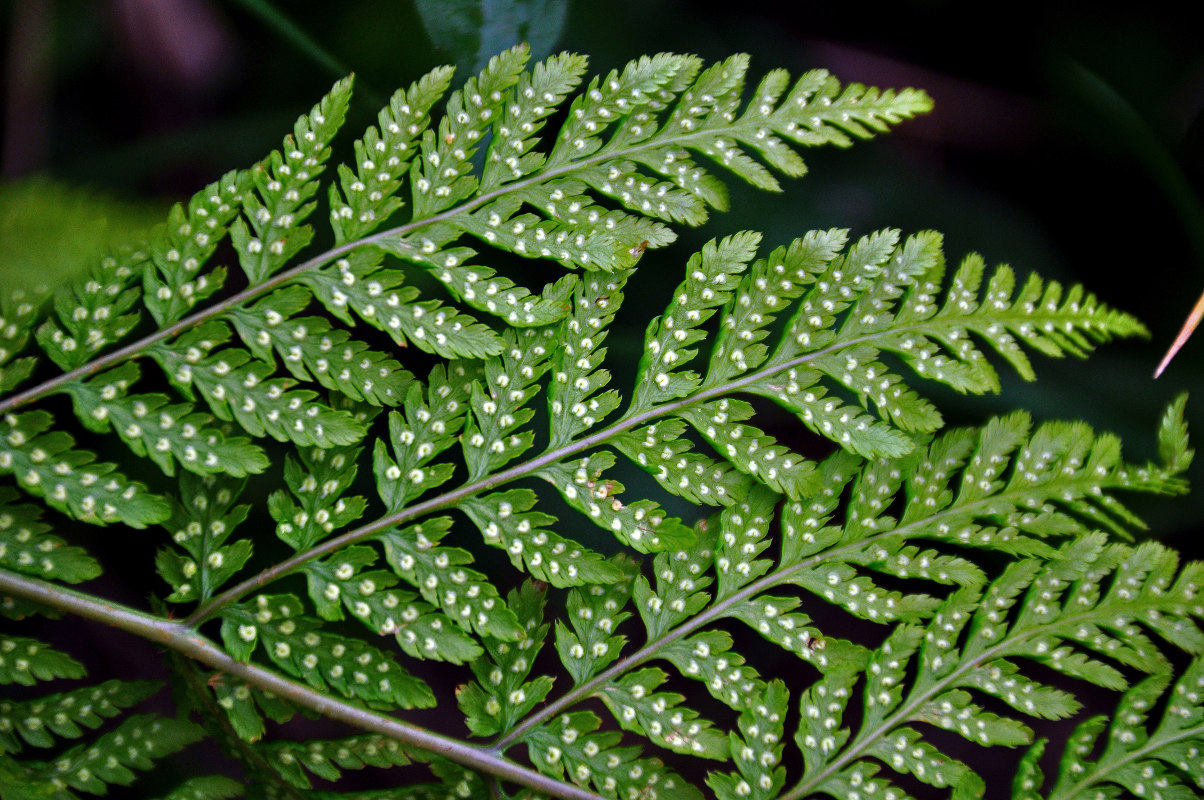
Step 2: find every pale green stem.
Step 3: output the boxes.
[0,567,605,800]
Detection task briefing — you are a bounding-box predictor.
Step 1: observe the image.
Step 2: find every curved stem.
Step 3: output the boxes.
[0,568,605,800]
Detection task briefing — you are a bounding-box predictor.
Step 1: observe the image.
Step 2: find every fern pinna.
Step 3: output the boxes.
[0,45,1197,800]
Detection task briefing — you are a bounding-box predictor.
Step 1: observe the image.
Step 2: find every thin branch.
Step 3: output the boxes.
[0,568,606,800]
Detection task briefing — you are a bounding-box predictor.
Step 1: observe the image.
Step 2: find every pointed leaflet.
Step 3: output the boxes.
[631,232,760,412]
[391,242,577,327]
[538,452,695,553]
[0,410,168,527]
[411,46,531,217]
[0,679,157,753]
[1026,659,1204,800]
[634,521,717,639]
[229,285,415,406]
[303,545,481,664]
[219,593,434,710]
[461,327,556,481]
[554,556,638,684]
[598,667,730,760]
[329,64,454,243]
[208,674,296,743]
[231,77,352,284]
[612,417,749,507]
[677,398,817,500]
[461,488,620,587]
[523,710,704,800]
[62,362,268,478]
[267,440,369,552]
[546,270,629,447]
[0,487,99,583]
[377,516,522,640]
[156,471,252,603]
[149,321,365,448]
[480,52,589,191]
[373,361,479,512]
[143,169,248,325]
[35,245,144,371]
[706,681,789,800]
[0,287,42,391]
[264,734,412,790]
[301,248,503,359]
[15,715,203,797]
[0,635,83,686]
[457,581,555,737]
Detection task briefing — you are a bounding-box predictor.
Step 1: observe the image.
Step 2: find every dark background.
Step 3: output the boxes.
[2,1,1203,797]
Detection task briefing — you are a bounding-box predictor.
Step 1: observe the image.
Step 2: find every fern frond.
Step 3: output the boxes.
[264,734,412,790]
[1014,659,1204,800]
[4,43,1199,800]
[152,776,243,800]
[787,534,1204,800]
[156,472,254,603]
[0,289,42,395]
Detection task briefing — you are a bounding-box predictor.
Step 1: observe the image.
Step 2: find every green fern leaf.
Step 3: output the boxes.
[156,472,253,603]
[1018,659,1204,800]
[0,679,157,753]
[143,170,247,325]
[301,249,504,358]
[229,286,415,406]
[457,582,555,737]
[219,593,435,709]
[150,323,366,448]
[0,289,42,395]
[373,362,479,512]
[265,734,412,789]
[0,410,169,527]
[461,327,556,481]
[16,715,203,797]
[34,246,144,371]
[538,453,694,553]
[209,674,296,743]
[64,363,269,478]
[386,242,578,328]
[377,516,523,640]
[546,271,628,448]
[0,488,99,583]
[268,441,369,551]
[303,545,482,664]
[460,488,621,586]
[706,680,788,800]
[598,667,730,760]
[0,635,83,686]
[329,66,454,243]
[232,77,352,284]
[553,557,637,683]
[151,776,243,800]
[524,710,704,799]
